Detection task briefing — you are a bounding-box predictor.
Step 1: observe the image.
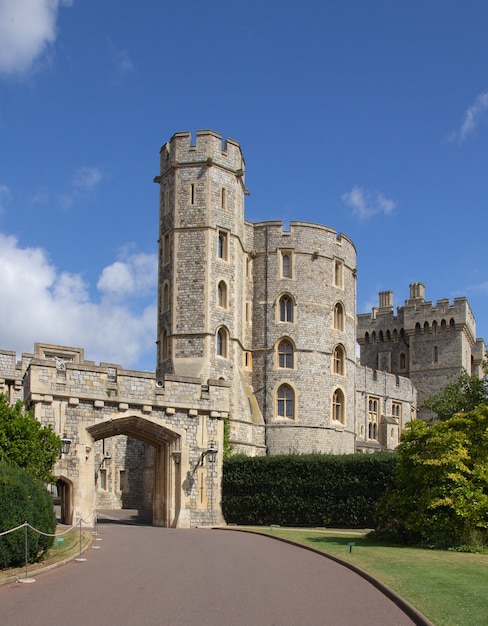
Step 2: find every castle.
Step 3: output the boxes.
[0,130,484,527]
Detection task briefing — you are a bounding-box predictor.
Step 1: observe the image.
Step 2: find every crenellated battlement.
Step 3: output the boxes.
[358,287,476,343]
[252,220,356,265]
[155,130,246,184]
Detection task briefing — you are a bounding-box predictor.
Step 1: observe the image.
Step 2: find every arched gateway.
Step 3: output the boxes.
[86,416,181,527]
[22,343,227,528]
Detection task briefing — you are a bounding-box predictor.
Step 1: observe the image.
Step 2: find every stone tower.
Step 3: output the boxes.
[153,130,264,453]
[357,283,486,420]
[250,222,358,454]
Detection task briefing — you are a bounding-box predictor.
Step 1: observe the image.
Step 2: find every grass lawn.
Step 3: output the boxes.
[0,528,91,584]
[244,527,488,626]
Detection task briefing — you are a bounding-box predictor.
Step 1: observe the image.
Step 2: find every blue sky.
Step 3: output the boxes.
[1,0,488,371]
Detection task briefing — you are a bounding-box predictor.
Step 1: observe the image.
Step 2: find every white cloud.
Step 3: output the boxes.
[448,91,488,142]
[342,186,395,220]
[98,252,158,299]
[0,184,11,213]
[107,39,134,81]
[0,233,157,369]
[0,0,72,76]
[72,166,103,190]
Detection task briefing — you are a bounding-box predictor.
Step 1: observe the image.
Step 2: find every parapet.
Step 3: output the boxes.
[156,130,246,181]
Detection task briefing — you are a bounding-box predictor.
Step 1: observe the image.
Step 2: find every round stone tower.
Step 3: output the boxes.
[251,221,358,454]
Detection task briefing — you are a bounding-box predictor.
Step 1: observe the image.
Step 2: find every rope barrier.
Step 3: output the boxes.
[0,508,99,582]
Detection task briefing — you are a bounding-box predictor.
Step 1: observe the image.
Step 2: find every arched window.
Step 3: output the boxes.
[282,254,291,278]
[433,345,439,363]
[399,352,406,370]
[278,339,293,369]
[332,388,345,424]
[161,328,169,361]
[334,260,343,288]
[424,321,429,334]
[333,302,344,330]
[216,327,228,358]
[218,231,228,260]
[333,345,345,375]
[217,281,227,308]
[163,283,169,311]
[368,397,379,439]
[277,384,294,419]
[279,295,293,322]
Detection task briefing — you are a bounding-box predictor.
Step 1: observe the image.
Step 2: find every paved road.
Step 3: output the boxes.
[0,519,419,626]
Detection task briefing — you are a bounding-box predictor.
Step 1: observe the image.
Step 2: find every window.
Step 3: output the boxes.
[334,260,343,288]
[99,469,107,490]
[163,283,169,311]
[221,187,227,209]
[282,253,292,278]
[278,339,293,369]
[368,397,379,439]
[161,328,169,361]
[333,302,344,330]
[399,352,406,370]
[244,351,252,370]
[333,345,345,375]
[218,231,228,260]
[216,327,228,357]
[433,345,439,363]
[279,295,293,322]
[190,183,196,206]
[119,470,126,492]
[163,233,170,265]
[332,388,345,424]
[277,384,294,419]
[392,402,401,420]
[218,281,227,308]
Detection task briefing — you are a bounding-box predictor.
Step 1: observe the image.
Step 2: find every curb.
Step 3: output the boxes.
[213,527,434,626]
[0,532,93,586]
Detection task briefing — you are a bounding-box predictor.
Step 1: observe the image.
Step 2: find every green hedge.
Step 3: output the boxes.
[0,461,56,569]
[222,453,396,528]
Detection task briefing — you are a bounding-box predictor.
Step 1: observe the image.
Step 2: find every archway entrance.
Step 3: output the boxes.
[87,416,181,527]
[56,476,74,525]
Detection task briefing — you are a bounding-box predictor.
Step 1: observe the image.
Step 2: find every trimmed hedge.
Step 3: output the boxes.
[0,461,56,569]
[222,453,396,528]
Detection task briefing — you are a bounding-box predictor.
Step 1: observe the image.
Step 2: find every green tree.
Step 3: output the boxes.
[376,406,488,548]
[0,394,62,483]
[423,367,487,422]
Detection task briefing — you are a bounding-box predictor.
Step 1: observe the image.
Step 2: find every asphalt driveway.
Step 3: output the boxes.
[0,520,421,626]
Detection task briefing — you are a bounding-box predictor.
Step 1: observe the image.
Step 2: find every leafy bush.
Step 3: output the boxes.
[222,453,396,528]
[0,461,56,569]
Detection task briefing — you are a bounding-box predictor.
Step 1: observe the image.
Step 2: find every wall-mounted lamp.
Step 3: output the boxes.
[60,430,72,455]
[95,452,112,484]
[191,442,218,475]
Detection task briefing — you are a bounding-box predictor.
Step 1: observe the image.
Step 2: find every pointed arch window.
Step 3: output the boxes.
[332,388,345,424]
[218,281,227,308]
[279,295,293,322]
[334,259,343,288]
[333,345,345,375]
[333,302,344,331]
[218,231,228,260]
[161,328,169,361]
[282,253,292,278]
[433,345,439,363]
[278,339,294,369]
[216,327,228,358]
[277,384,294,419]
[163,283,169,312]
[399,352,406,370]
